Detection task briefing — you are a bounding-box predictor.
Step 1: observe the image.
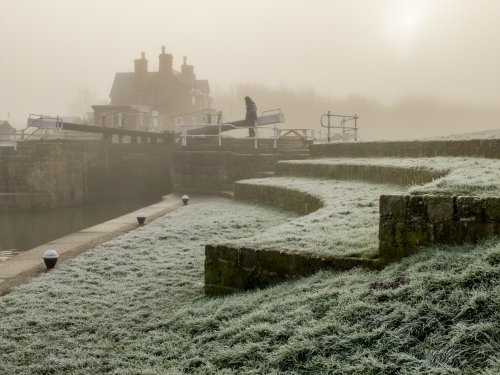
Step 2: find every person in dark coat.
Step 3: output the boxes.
[245,96,257,137]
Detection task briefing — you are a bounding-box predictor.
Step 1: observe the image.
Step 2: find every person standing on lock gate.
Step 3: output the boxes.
[245,96,257,137]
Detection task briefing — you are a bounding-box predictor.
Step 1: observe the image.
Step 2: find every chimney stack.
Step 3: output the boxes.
[134,52,148,75]
[181,56,195,76]
[159,46,173,75]
[181,56,196,87]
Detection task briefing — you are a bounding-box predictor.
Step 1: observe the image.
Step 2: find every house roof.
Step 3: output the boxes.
[196,80,210,95]
[110,69,211,106]
[0,121,15,134]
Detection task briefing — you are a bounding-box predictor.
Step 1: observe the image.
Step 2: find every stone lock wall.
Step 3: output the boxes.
[310,139,500,159]
[234,181,324,215]
[276,162,447,187]
[172,151,308,193]
[204,181,378,294]
[205,244,374,295]
[379,194,500,260]
[0,141,172,211]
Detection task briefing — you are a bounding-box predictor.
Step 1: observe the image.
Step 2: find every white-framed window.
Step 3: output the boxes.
[118,113,123,128]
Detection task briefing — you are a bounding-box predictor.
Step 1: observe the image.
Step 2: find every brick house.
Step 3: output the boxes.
[93,47,212,132]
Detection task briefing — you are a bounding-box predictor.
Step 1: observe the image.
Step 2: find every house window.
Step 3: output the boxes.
[192,96,196,105]
[117,113,123,128]
[101,115,106,127]
[138,113,143,129]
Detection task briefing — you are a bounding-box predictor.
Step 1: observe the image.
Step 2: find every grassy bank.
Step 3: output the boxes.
[282,157,500,197]
[227,177,401,258]
[1,197,499,374]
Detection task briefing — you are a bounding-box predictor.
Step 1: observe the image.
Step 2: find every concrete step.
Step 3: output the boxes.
[277,153,310,160]
[253,171,275,178]
[0,186,27,193]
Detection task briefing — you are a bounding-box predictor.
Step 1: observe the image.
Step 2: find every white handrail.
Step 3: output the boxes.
[178,123,317,149]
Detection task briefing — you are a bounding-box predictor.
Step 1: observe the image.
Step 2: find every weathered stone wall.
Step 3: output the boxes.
[205,244,374,295]
[379,194,500,260]
[203,181,377,295]
[276,162,446,187]
[0,141,172,211]
[311,139,500,159]
[172,151,309,193]
[234,181,324,215]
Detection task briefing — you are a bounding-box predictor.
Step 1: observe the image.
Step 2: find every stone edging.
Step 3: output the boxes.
[379,194,500,260]
[205,182,378,294]
[276,162,447,187]
[234,181,323,215]
[0,195,183,296]
[310,139,500,159]
[205,245,377,295]
[206,178,500,295]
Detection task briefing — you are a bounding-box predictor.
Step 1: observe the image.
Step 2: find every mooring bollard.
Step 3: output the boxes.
[182,195,189,205]
[136,212,146,225]
[42,249,59,269]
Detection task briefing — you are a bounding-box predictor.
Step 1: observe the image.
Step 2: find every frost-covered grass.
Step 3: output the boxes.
[228,177,401,258]
[424,128,500,140]
[1,198,500,374]
[283,157,500,197]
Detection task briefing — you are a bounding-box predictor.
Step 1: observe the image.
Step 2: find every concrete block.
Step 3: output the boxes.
[408,195,427,222]
[380,195,407,221]
[457,196,484,221]
[426,195,454,222]
[483,197,500,222]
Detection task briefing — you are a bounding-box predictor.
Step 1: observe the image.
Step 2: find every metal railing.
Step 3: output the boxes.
[178,122,316,149]
[320,111,358,142]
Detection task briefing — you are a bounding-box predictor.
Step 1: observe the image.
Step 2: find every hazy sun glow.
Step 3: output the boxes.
[383,5,425,59]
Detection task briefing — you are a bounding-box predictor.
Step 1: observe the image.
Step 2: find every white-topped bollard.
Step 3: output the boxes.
[182,195,189,205]
[42,249,59,269]
[136,212,146,225]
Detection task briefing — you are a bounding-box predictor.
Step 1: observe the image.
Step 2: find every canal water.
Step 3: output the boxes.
[0,196,160,262]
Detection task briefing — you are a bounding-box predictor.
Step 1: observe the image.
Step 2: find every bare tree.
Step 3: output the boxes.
[67,85,100,124]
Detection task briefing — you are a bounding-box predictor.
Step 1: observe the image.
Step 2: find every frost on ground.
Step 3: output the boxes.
[226,177,401,258]
[424,128,500,140]
[1,198,500,374]
[283,157,500,197]
[0,199,296,374]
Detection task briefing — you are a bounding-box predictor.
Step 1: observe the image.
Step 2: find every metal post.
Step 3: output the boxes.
[327,110,331,143]
[182,126,187,146]
[354,114,358,141]
[218,123,221,147]
[342,118,346,141]
[273,124,277,149]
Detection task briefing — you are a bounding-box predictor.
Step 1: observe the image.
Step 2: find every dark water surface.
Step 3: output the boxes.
[0,196,160,261]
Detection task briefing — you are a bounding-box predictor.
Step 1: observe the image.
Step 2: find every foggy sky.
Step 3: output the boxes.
[1,0,500,127]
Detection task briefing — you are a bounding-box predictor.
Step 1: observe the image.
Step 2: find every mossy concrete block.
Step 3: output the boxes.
[204,242,374,295]
[408,195,427,222]
[380,195,408,221]
[483,198,500,222]
[457,196,484,221]
[379,221,396,245]
[426,196,454,222]
[405,222,433,248]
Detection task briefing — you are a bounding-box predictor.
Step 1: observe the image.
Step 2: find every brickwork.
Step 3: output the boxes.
[379,194,500,260]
